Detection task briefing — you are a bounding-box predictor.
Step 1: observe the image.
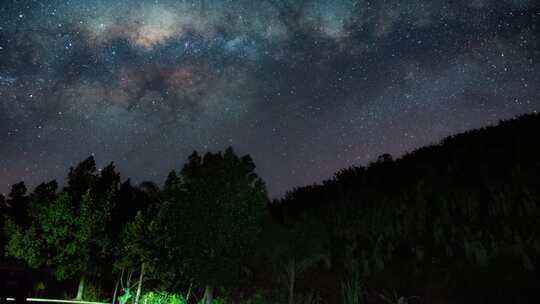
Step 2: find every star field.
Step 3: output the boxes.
[1,0,539,196]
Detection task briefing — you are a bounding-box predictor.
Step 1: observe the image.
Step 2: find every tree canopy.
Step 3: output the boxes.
[154,148,268,301]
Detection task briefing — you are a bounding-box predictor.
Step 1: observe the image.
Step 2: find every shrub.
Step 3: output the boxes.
[142,291,187,304]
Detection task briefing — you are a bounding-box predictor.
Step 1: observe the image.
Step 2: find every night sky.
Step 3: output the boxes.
[1,0,539,197]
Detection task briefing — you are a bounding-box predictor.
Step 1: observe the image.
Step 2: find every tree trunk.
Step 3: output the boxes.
[203,285,213,304]
[76,277,85,301]
[287,259,296,304]
[135,263,145,304]
[112,277,120,304]
[114,268,125,304]
[186,281,192,302]
[126,270,132,289]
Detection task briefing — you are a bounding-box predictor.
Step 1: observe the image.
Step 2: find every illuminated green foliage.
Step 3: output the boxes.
[4,178,115,300]
[5,191,111,297]
[118,288,133,304]
[142,291,187,304]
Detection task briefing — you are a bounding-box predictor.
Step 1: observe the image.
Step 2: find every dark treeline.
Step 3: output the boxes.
[270,113,540,303]
[1,113,540,304]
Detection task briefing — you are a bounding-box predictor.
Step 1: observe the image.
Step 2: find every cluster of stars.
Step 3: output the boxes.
[0,0,539,196]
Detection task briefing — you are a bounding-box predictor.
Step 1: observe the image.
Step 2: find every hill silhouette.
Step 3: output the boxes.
[270,113,540,303]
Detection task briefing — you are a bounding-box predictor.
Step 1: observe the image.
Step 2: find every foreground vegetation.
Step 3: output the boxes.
[1,113,539,303]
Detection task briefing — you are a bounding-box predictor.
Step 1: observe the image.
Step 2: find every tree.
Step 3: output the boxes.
[93,162,121,202]
[155,147,268,303]
[115,212,155,304]
[113,180,161,304]
[1,193,6,260]
[31,181,59,202]
[65,156,98,201]
[5,191,111,300]
[2,180,56,262]
[6,182,31,228]
[107,178,157,304]
[265,218,331,304]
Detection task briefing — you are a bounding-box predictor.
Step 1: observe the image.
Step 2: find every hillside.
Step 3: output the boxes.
[270,113,540,303]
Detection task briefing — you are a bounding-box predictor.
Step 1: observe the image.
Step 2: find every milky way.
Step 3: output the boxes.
[1,0,539,197]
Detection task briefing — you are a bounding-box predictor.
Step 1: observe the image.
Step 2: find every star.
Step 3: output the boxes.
[0,0,538,197]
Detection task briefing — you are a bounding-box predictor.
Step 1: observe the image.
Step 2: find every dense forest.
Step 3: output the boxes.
[1,113,539,304]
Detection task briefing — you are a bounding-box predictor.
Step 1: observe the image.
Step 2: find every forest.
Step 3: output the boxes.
[1,113,539,304]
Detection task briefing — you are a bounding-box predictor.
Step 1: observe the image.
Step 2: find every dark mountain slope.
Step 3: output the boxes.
[271,113,540,303]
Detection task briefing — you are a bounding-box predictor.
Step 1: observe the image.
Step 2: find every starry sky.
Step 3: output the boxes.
[1,0,539,197]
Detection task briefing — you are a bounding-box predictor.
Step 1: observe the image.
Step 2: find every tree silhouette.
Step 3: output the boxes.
[6,182,31,228]
[154,147,268,303]
[65,156,98,201]
[0,193,5,260]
